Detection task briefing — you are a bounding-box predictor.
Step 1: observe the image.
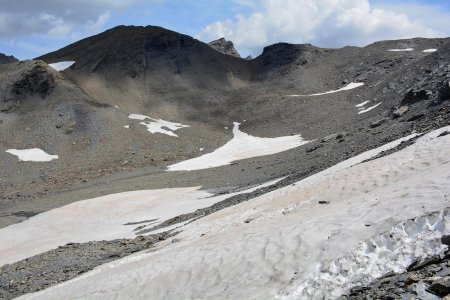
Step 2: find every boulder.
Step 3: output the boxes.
[428,277,450,297]
[393,106,409,118]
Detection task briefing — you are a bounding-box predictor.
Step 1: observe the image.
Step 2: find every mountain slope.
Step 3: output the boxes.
[0,25,450,299]
[0,26,447,223]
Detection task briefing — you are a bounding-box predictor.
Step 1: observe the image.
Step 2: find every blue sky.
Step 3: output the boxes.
[1,0,450,60]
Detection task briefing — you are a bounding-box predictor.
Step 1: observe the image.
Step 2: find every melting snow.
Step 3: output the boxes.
[358,102,382,114]
[423,49,437,53]
[6,149,58,162]
[167,122,308,171]
[387,48,414,52]
[288,82,364,97]
[18,127,450,300]
[48,61,75,71]
[128,114,190,137]
[0,177,284,266]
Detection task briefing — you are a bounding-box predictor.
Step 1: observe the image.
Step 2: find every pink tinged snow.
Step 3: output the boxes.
[16,127,450,300]
[0,177,284,266]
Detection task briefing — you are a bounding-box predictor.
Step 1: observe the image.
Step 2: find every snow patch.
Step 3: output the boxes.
[48,61,75,71]
[423,49,437,53]
[167,122,308,171]
[355,100,369,108]
[0,177,284,266]
[288,82,364,97]
[128,114,190,137]
[6,149,58,162]
[388,48,414,52]
[123,125,129,129]
[358,102,382,114]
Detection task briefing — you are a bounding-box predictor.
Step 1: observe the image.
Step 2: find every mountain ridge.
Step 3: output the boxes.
[0,52,18,64]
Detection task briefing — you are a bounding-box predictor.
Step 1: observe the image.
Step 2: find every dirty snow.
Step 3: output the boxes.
[17,126,450,300]
[128,114,190,137]
[288,82,364,97]
[6,149,58,162]
[0,177,284,266]
[167,122,308,171]
[388,48,414,52]
[423,49,437,53]
[48,61,75,71]
[358,102,382,114]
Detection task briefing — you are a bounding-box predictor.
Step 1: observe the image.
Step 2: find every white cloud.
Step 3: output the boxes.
[198,0,449,57]
[0,0,139,39]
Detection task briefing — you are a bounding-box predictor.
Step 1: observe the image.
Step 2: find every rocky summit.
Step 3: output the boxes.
[0,25,449,300]
[208,37,241,57]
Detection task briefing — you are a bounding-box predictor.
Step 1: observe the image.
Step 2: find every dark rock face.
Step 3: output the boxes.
[0,61,56,112]
[402,89,429,105]
[428,277,450,296]
[208,37,241,57]
[11,63,55,97]
[0,53,18,64]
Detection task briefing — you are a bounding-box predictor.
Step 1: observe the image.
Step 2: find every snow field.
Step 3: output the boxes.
[18,126,450,300]
[0,177,284,266]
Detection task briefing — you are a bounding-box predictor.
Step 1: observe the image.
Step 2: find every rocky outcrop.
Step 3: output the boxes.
[0,52,18,64]
[0,61,56,112]
[208,37,241,57]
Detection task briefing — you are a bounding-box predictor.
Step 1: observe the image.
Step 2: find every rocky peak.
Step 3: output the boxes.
[0,52,18,64]
[208,38,241,58]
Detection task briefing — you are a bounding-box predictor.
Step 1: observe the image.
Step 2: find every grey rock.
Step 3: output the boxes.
[322,132,346,142]
[208,38,241,57]
[370,118,387,128]
[438,268,450,277]
[393,106,409,118]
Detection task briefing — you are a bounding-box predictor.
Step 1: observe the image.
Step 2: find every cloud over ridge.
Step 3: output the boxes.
[198,0,447,56]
